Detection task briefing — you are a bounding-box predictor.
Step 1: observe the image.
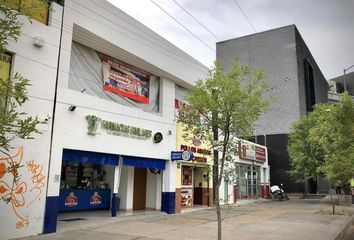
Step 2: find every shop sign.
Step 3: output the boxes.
[85,115,152,140]
[180,145,211,163]
[171,150,194,161]
[238,140,266,162]
[65,192,78,207]
[90,192,102,206]
[180,145,211,155]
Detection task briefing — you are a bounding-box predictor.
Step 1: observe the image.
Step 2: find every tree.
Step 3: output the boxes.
[178,58,271,240]
[0,1,46,203]
[287,105,328,185]
[288,93,354,212]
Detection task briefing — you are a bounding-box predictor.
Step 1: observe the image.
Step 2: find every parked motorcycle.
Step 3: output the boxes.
[270,183,289,201]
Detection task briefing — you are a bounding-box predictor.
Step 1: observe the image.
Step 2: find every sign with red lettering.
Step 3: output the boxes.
[238,141,266,162]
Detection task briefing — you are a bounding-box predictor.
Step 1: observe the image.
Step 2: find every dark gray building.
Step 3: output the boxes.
[217,25,328,193]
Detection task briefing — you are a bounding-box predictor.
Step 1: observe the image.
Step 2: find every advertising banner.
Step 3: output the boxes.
[102,57,150,104]
[181,188,193,207]
[238,140,266,162]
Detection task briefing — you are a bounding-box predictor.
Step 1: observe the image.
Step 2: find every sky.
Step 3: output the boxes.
[107,0,354,80]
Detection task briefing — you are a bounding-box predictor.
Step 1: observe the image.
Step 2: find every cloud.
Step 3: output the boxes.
[108,0,354,79]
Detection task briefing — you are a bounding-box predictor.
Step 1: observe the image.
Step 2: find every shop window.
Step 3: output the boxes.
[0,0,49,25]
[182,166,193,186]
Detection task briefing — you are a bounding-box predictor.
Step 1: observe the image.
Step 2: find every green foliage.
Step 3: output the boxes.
[0,73,41,152]
[0,0,44,199]
[0,0,47,153]
[178,57,271,185]
[0,1,22,52]
[178,57,271,240]
[288,93,354,185]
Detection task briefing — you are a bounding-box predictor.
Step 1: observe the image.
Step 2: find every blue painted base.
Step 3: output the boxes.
[161,192,175,214]
[43,196,59,234]
[111,193,119,217]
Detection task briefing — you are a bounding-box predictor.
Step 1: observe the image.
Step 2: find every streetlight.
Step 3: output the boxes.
[343,64,354,92]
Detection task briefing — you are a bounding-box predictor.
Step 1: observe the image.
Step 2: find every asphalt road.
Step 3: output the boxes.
[19,199,354,240]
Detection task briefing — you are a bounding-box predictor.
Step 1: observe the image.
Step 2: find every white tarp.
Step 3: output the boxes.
[68,42,160,113]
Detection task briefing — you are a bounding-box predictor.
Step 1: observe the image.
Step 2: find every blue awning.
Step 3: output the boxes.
[62,149,119,166]
[123,156,166,170]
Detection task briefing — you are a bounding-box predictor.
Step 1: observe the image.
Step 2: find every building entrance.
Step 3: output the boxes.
[133,167,147,210]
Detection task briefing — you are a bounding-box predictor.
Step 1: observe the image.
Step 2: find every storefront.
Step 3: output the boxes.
[220,139,270,205]
[57,148,166,215]
[58,149,116,212]
[55,149,168,229]
[237,140,270,199]
[175,123,213,213]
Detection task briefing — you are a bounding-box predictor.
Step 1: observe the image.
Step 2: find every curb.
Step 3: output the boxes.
[335,214,354,240]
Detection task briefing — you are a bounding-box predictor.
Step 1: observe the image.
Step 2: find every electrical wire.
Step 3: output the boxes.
[149,0,215,52]
[171,0,220,41]
[231,0,257,33]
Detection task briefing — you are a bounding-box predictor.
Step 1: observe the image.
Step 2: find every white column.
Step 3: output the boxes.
[162,160,176,193]
[113,156,123,194]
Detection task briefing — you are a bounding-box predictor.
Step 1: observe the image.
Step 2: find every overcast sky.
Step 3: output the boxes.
[108,0,354,79]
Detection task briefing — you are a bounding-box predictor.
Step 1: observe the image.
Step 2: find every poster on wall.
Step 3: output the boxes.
[182,166,193,186]
[102,57,150,104]
[181,188,193,207]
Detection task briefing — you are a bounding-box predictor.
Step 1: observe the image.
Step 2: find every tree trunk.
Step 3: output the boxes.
[328,182,335,214]
[215,186,222,240]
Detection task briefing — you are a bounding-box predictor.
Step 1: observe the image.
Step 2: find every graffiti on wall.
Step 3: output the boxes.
[0,147,46,229]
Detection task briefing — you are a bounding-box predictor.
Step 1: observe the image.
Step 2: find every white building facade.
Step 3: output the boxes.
[0,1,208,239]
[219,139,270,205]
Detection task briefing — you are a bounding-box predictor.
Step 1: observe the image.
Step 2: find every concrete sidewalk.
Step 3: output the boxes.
[19,199,354,240]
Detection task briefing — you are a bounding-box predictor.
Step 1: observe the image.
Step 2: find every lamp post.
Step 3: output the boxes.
[343,64,354,92]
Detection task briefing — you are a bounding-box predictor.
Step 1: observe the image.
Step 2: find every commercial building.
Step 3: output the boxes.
[174,86,214,212]
[219,139,270,205]
[328,71,354,102]
[217,25,328,193]
[0,0,208,239]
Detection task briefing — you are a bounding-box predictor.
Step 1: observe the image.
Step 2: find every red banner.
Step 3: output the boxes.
[103,57,150,104]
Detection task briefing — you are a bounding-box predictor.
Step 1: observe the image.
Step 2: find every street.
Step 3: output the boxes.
[20,199,354,240]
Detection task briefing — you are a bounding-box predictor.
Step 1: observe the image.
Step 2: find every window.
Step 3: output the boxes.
[303,59,315,112]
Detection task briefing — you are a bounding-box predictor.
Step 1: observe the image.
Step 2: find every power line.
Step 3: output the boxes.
[149,0,215,53]
[171,0,220,41]
[231,0,257,33]
[230,0,288,78]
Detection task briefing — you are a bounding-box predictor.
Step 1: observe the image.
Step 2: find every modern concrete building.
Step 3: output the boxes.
[328,71,354,102]
[0,1,208,239]
[216,25,328,193]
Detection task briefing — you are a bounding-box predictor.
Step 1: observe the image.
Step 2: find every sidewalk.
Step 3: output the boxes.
[19,199,354,240]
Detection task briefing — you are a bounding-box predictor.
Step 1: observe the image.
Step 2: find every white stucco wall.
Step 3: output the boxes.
[0,3,62,239]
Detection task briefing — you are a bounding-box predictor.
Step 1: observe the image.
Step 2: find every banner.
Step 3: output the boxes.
[102,57,150,104]
[238,140,266,162]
